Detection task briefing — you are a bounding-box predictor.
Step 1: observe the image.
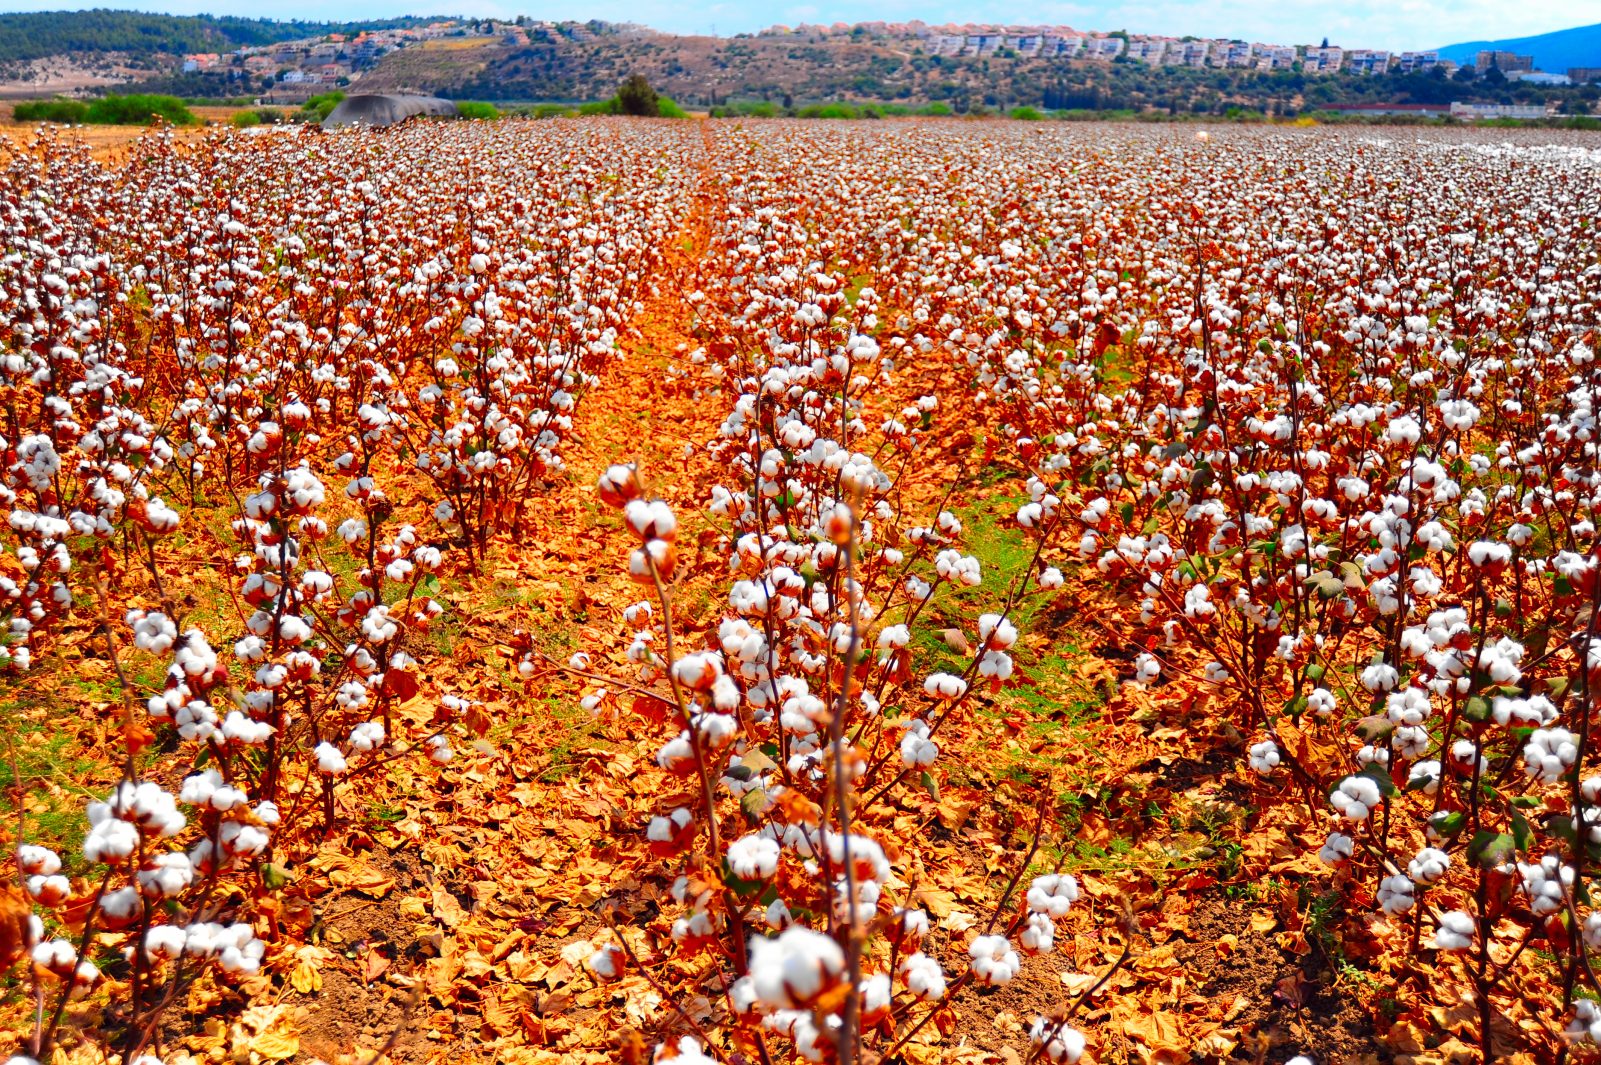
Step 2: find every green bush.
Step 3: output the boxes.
[296,91,345,123]
[83,94,198,126]
[456,101,499,120]
[13,98,89,123]
[1010,106,1044,121]
[254,107,285,125]
[658,96,687,118]
[230,110,260,128]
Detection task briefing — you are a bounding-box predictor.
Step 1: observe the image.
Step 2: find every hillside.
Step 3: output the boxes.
[0,10,435,66]
[1437,22,1601,72]
[355,23,1597,115]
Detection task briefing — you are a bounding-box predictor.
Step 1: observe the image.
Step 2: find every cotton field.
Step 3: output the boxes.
[3,119,1601,1065]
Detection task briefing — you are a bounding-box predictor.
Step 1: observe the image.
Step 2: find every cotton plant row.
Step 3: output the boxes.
[657,122,1601,1058]
[0,120,701,671]
[560,126,1109,1065]
[0,120,703,1063]
[893,127,1601,1058]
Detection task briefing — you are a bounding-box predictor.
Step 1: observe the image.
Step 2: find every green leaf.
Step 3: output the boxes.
[920,770,940,803]
[261,863,295,890]
[1466,831,1516,869]
[1511,811,1532,854]
[1429,810,1466,838]
[1306,663,1326,682]
[1354,715,1394,742]
[1463,696,1491,723]
[740,787,768,822]
[1358,763,1396,797]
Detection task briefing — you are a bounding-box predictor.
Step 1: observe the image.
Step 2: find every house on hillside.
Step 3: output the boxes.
[1346,50,1392,75]
[1397,50,1440,73]
[1125,38,1168,63]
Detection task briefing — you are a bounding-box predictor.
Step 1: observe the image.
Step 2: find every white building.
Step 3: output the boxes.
[1084,36,1126,60]
[1450,101,1549,119]
[1125,37,1168,63]
[1397,50,1440,73]
[1303,46,1344,73]
[1346,50,1392,75]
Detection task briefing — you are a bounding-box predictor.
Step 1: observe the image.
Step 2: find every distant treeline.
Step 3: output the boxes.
[0,10,435,64]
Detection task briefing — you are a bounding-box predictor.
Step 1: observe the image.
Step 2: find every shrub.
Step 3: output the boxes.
[617,74,659,117]
[13,98,89,123]
[83,94,198,126]
[229,110,260,128]
[1010,106,1045,121]
[456,101,499,120]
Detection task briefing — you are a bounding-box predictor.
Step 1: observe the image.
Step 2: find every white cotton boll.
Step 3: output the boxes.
[17,844,61,876]
[876,624,910,651]
[1331,776,1383,821]
[1585,912,1601,949]
[1027,874,1079,917]
[1408,760,1442,795]
[1132,652,1160,684]
[1029,1018,1087,1063]
[1408,847,1450,885]
[652,1038,716,1065]
[1360,662,1399,692]
[1567,999,1601,1045]
[1318,832,1354,866]
[588,944,623,980]
[314,742,347,775]
[859,972,892,1019]
[1020,912,1056,954]
[923,672,967,699]
[1248,739,1280,776]
[97,885,143,925]
[968,933,1021,986]
[83,818,140,864]
[137,852,195,898]
[1376,874,1415,915]
[1038,567,1064,590]
[727,835,780,880]
[144,923,186,961]
[349,720,385,752]
[426,735,454,764]
[25,874,69,906]
[32,937,76,974]
[1307,687,1336,717]
[900,730,938,768]
[901,951,945,1000]
[748,927,845,1008]
[978,613,1018,649]
[1525,728,1578,784]
[220,710,273,745]
[1434,911,1475,951]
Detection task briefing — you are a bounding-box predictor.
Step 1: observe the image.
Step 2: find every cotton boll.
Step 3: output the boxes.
[901,951,945,1000]
[1248,739,1280,776]
[748,927,845,1008]
[968,933,1021,986]
[1408,847,1450,885]
[727,835,780,880]
[1026,874,1079,917]
[1434,911,1474,951]
[314,742,348,775]
[1318,832,1354,866]
[1029,1018,1087,1063]
[1376,874,1415,915]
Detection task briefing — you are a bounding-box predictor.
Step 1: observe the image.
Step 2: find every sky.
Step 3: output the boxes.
[3,0,1599,52]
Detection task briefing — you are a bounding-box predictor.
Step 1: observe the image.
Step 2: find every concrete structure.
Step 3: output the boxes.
[1450,101,1548,119]
[1475,50,1533,73]
[322,94,460,129]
